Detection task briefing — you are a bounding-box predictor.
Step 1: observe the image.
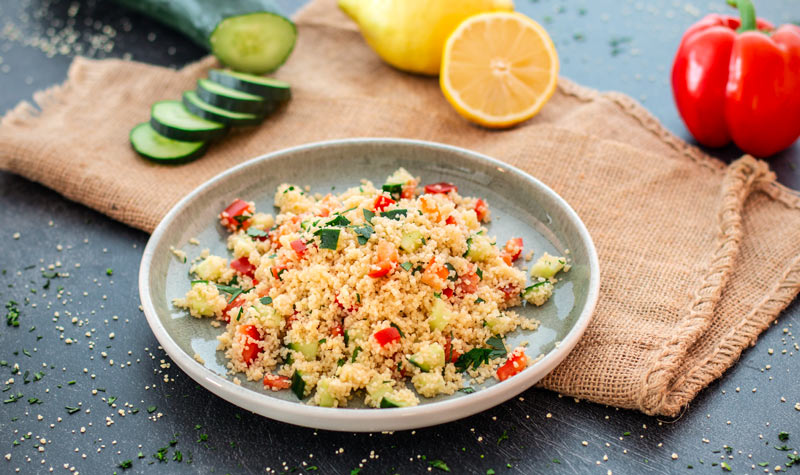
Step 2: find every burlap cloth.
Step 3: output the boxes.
[2,0,800,417]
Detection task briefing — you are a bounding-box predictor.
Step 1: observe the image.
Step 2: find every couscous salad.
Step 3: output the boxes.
[174,168,568,408]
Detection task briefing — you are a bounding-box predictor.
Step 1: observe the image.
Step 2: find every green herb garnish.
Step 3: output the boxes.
[380,209,407,220]
[455,336,506,372]
[351,346,362,363]
[118,460,132,469]
[458,387,475,394]
[260,296,273,305]
[476,268,483,280]
[353,226,374,245]
[65,406,80,414]
[363,209,375,223]
[246,228,269,238]
[444,263,457,281]
[428,460,450,472]
[314,228,340,250]
[325,215,351,227]
[390,323,405,337]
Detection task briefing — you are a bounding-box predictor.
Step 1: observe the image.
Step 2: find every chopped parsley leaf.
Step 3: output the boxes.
[351,346,363,363]
[363,209,375,223]
[118,460,132,469]
[380,209,407,220]
[497,430,509,445]
[353,226,374,245]
[314,228,341,250]
[382,183,403,200]
[779,431,790,441]
[458,387,475,394]
[428,459,450,472]
[147,405,157,414]
[246,228,269,238]
[390,323,405,337]
[476,268,483,280]
[65,406,80,414]
[325,215,351,227]
[474,298,485,304]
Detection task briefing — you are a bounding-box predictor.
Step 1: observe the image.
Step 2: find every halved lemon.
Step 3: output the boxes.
[440,12,559,128]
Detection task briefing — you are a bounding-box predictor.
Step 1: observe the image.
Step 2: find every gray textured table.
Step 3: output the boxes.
[1,1,798,474]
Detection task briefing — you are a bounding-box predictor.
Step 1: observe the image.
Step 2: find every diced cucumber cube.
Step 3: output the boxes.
[400,230,424,253]
[289,341,319,361]
[428,298,450,331]
[315,378,336,407]
[466,235,493,262]
[408,342,445,372]
[530,252,565,279]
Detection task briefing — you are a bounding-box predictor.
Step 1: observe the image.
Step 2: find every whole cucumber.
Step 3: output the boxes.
[112,0,297,74]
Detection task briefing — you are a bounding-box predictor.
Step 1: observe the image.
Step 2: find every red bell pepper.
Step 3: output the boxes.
[671,0,800,157]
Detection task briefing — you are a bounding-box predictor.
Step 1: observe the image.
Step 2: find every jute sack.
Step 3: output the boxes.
[2,0,799,416]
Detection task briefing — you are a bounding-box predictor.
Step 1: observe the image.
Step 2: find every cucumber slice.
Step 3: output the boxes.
[182,90,264,126]
[209,69,291,102]
[210,12,297,74]
[196,78,274,115]
[129,122,208,164]
[149,100,227,142]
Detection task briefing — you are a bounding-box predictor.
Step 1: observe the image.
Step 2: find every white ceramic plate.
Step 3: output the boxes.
[139,138,599,432]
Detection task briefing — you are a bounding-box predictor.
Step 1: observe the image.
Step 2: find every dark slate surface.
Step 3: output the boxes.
[1,1,798,474]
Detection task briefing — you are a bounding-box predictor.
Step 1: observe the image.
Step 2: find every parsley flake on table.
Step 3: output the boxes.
[778,431,790,441]
[118,459,132,469]
[428,459,450,472]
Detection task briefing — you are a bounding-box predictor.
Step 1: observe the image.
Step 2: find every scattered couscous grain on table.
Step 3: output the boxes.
[173,168,568,408]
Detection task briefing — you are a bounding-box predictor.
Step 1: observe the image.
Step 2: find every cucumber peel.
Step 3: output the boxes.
[182,90,264,126]
[149,100,227,142]
[129,122,208,164]
[196,78,274,114]
[209,69,291,101]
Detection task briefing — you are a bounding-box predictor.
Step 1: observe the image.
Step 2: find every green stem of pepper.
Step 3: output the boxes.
[726,0,757,33]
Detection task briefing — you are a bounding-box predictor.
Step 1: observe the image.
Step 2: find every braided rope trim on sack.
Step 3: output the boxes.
[558,77,800,415]
[662,255,800,414]
[638,157,769,415]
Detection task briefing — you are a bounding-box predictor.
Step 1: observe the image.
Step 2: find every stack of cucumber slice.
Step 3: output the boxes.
[130,69,291,164]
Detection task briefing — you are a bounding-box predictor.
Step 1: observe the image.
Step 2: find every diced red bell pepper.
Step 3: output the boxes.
[331,322,344,337]
[222,296,245,323]
[290,239,307,259]
[442,288,453,299]
[457,269,480,295]
[230,256,256,278]
[334,294,357,313]
[497,351,528,381]
[499,284,520,301]
[474,199,489,222]
[444,335,461,363]
[373,327,401,346]
[263,374,291,390]
[500,237,523,266]
[271,264,288,280]
[220,199,253,232]
[424,182,458,194]
[445,215,457,226]
[671,0,800,156]
[373,195,396,212]
[238,324,262,366]
[368,240,398,278]
[285,312,298,331]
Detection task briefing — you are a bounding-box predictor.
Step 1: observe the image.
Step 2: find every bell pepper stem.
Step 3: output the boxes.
[726,0,757,32]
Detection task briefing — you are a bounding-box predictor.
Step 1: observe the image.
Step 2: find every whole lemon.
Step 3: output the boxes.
[338,0,514,76]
